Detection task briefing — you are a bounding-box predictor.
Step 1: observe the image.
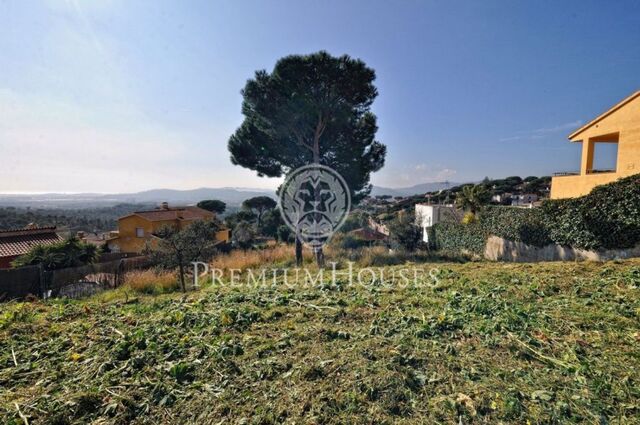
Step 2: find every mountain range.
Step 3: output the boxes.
[0,182,460,208]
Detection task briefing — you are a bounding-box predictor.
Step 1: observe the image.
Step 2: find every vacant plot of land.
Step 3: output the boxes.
[1,259,639,424]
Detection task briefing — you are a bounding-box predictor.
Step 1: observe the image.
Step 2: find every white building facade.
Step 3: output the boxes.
[415,204,456,243]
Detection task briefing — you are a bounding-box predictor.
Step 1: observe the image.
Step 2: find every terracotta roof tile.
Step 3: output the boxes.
[0,227,62,258]
[127,206,215,222]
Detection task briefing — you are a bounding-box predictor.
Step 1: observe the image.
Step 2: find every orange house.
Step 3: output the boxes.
[107,203,230,254]
[551,90,640,199]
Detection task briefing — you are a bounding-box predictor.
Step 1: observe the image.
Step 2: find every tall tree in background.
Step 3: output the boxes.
[228,51,386,265]
[242,196,277,227]
[197,199,226,214]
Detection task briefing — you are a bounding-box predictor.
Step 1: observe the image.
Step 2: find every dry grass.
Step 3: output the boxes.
[122,269,179,294]
[212,244,314,271]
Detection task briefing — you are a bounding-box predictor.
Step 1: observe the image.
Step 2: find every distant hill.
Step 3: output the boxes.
[115,188,276,205]
[0,187,276,208]
[370,182,460,197]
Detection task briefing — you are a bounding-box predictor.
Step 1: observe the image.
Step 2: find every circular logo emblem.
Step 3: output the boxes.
[279,164,351,249]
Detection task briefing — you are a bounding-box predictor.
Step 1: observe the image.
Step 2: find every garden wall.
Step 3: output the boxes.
[484,236,640,262]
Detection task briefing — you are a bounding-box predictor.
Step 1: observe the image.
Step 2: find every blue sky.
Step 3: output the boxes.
[1,0,639,193]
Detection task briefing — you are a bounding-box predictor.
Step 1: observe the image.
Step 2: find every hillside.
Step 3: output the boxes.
[1,260,639,423]
[370,182,460,197]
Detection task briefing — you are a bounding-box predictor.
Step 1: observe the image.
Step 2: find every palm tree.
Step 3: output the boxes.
[455,184,491,215]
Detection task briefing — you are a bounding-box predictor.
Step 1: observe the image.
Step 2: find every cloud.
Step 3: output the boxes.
[499,120,583,142]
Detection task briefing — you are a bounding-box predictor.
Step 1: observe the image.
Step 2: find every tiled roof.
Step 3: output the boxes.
[124,206,215,222]
[0,227,62,258]
[350,227,388,241]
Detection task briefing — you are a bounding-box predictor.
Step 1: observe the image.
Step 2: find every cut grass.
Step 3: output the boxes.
[0,259,639,424]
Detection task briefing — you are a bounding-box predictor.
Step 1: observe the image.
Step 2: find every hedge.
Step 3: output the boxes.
[480,206,552,247]
[432,173,640,253]
[432,221,487,255]
[542,173,640,250]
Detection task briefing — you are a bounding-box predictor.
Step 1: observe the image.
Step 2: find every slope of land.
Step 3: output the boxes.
[1,260,639,424]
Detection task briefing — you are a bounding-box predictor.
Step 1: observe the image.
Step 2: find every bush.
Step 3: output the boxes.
[433,221,487,255]
[388,211,421,252]
[12,237,99,270]
[480,206,552,247]
[329,233,369,250]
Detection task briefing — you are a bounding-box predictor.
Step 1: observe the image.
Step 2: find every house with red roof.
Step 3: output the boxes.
[0,224,63,269]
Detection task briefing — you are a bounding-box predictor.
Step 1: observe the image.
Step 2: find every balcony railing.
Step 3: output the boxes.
[553,168,616,177]
[553,171,579,177]
[587,168,616,174]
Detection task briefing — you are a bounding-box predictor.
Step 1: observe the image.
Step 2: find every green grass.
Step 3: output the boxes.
[1,259,640,424]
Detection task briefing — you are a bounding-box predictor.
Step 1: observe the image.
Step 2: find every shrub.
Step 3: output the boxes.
[433,221,486,255]
[232,221,256,250]
[388,211,421,252]
[480,206,552,247]
[461,212,477,224]
[12,237,99,270]
[329,233,369,250]
[276,225,293,243]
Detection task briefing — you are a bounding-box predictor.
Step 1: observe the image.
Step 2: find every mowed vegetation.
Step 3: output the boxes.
[1,258,640,424]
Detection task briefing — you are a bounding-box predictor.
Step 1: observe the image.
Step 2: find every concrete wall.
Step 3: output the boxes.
[485,235,640,262]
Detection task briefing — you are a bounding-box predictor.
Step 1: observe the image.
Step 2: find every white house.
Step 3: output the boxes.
[415,204,456,243]
[511,194,538,207]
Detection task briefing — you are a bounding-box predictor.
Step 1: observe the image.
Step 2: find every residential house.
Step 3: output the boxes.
[107,202,230,253]
[491,193,513,204]
[415,204,457,243]
[349,217,390,244]
[0,225,62,269]
[551,90,640,199]
[511,194,538,207]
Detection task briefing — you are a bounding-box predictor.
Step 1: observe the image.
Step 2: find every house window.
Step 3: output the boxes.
[136,227,144,238]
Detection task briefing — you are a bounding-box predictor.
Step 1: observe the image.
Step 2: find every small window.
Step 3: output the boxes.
[136,227,144,238]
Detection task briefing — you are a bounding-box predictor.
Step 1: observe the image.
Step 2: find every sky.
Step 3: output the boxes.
[1,0,639,193]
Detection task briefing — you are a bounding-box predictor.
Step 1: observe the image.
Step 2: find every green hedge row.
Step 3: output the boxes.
[542,173,640,250]
[480,206,552,247]
[433,173,640,253]
[432,221,487,255]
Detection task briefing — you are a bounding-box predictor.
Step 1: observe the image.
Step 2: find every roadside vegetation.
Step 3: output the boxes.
[1,258,639,424]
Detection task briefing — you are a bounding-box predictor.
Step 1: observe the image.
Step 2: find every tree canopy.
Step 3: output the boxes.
[151,221,220,292]
[242,196,277,227]
[228,51,386,201]
[197,199,226,214]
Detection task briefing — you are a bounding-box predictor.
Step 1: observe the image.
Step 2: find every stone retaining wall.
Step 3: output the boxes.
[484,236,640,262]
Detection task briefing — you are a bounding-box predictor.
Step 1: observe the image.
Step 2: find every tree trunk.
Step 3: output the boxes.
[178,262,186,292]
[314,247,325,268]
[295,235,303,267]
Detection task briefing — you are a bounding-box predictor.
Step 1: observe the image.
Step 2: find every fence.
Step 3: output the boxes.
[0,256,151,301]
